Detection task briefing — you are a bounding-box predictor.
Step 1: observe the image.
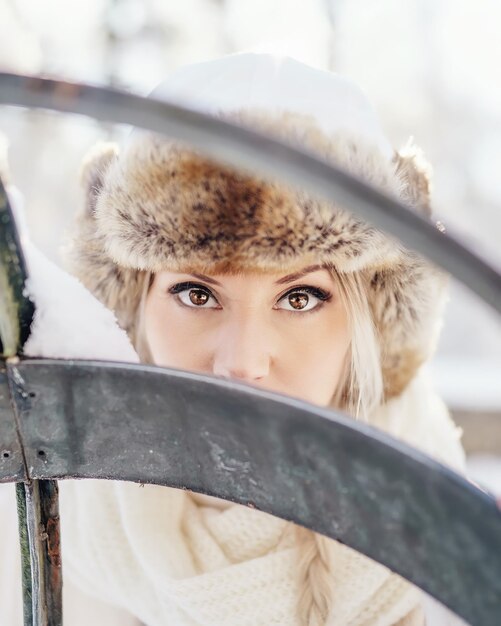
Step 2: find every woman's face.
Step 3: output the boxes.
[143,265,351,406]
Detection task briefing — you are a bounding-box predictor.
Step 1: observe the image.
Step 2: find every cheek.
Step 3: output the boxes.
[143,294,214,371]
[278,311,351,406]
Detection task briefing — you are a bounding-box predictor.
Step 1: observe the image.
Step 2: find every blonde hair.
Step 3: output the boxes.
[293,267,383,626]
[134,266,383,626]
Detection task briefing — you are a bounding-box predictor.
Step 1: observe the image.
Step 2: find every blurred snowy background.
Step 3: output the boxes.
[0,0,500,478]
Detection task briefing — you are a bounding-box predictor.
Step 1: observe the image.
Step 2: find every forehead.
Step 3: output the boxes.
[159,264,335,286]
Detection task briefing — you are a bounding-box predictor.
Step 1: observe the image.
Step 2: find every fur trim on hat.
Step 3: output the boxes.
[65,111,448,402]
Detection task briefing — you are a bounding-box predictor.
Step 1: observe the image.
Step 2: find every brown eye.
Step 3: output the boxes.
[289,293,309,310]
[189,289,209,306]
[171,283,219,308]
[276,286,330,313]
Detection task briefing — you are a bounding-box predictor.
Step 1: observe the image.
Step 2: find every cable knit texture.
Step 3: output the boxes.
[59,368,465,626]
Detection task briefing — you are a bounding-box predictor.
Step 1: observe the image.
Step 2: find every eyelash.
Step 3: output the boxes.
[276,285,332,314]
[168,281,332,313]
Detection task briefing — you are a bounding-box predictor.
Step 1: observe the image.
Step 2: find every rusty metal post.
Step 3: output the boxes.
[22,480,61,626]
[0,178,62,626]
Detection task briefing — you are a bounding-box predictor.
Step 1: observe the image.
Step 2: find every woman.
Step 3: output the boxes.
[59,52,465,625]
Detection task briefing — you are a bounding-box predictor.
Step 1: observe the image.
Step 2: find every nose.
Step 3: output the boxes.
[212,315,271,383]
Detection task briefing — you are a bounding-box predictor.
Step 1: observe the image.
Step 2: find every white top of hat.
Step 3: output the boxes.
[149,52,393,159]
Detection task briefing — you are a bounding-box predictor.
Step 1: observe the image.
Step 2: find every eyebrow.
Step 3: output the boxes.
[274,265,324,284]
[188,264,325,288]
[189,273,222,286]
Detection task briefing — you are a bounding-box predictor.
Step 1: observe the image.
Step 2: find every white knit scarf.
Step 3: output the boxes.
[59,368,465,626]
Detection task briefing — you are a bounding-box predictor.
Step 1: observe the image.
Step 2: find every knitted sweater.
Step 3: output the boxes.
[58,367,466,626]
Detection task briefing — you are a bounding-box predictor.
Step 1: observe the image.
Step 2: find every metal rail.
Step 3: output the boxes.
[1,357,501,625]
[0,72,500,313]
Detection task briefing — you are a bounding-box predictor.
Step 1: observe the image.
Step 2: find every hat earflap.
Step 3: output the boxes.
[67,142,146,340]
[79,142,119,216]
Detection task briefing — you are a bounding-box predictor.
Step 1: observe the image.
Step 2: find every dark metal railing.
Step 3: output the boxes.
[0,74,500,626]
[0,73,499,313]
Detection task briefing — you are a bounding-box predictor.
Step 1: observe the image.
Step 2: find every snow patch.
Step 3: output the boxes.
[22,243,138,363]
[6,173,137,363]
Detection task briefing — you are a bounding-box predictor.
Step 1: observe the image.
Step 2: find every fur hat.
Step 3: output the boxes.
[66,54,448,402]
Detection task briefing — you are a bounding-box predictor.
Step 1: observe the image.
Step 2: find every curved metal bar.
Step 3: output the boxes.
[4,357,501,626]
[0,72,499,313]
